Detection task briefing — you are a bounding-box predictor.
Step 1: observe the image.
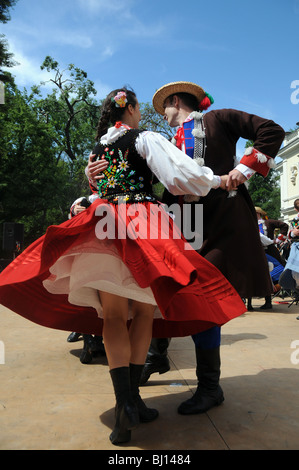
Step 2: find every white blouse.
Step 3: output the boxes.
[91,125,221,197]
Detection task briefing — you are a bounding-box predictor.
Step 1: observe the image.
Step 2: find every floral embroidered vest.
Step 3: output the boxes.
[93,129,155,203]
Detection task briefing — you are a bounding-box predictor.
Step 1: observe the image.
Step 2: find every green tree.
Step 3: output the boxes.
[0,0,18,84]
[0,81,74,247]
[139,102,174,139]
[37,56,100,162]
[247,172,281,219]
[0,57,103,251]
[0,0,17,21]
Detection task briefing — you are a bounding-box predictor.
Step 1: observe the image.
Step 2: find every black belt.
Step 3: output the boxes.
[104,192,157,204]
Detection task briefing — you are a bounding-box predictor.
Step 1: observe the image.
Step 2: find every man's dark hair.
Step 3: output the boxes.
[168,92,199,111]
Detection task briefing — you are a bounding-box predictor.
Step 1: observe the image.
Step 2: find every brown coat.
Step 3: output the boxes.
[198,109,285,297]
[169,109,285,297]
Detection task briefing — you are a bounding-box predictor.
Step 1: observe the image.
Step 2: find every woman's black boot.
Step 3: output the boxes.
[130,363,159,423]
[109,367,139,445]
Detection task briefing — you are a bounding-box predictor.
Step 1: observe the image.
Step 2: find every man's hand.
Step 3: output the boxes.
[226,169,247,191]
[219,175,239,191]
[292,228,299,237]
[86,153,108,181]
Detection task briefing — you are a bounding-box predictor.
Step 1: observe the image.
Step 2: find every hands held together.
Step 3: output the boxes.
[220,169,247,192]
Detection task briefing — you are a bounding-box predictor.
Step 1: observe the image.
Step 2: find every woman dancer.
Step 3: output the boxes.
[0,87,246,445]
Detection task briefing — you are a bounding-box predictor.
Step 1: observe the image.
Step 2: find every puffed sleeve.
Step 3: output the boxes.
[136,131,221,197]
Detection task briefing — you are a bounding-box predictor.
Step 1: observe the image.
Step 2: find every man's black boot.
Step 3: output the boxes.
[67,332,82,342]
[91,335,106,356]
[140,338,170,385]
[80,334,94,364]
[260,296,272,309]
[178,346,224,415]
[247,298,254,311]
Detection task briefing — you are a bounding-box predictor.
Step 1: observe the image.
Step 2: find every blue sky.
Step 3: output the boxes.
[2,0,299,157]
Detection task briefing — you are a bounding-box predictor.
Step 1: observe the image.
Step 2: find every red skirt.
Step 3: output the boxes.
[0,199,246,337]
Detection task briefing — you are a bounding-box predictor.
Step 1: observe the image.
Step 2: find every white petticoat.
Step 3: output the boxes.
[42,236,158,319]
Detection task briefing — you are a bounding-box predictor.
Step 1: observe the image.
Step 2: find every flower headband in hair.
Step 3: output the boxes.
[112,91,128,108]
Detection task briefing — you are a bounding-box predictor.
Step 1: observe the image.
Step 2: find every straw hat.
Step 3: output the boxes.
[152,81,206,115]
[255,206,267,217]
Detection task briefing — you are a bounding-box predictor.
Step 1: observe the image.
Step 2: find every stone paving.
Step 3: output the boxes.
[1,296,299,451]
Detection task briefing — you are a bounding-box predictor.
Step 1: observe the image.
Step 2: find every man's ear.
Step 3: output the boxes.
[173,95,180,108]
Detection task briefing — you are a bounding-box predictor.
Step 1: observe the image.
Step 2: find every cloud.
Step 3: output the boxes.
[53,32,93,49]
[76,0,163,39]
[101,46,115,59]
[3,16,94,51]
[92,79,113,99]
[4,42,53,90]
[6,46,114,101]
[77,0,135,14]
[5,36,114,99]
[235,96,276,121]
[124,18,166,39]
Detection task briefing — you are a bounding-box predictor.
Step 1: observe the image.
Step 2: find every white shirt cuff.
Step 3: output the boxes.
[235,163,256,179]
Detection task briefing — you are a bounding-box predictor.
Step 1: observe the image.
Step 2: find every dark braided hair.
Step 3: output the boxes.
[95,87,138,140]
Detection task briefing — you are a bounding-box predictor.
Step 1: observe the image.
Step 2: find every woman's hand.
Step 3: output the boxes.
[219,175,228,190]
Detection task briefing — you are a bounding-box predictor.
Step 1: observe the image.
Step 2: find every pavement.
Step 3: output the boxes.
[1,296,299,452]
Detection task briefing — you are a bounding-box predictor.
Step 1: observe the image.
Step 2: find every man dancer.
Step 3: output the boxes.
[144,81,285,415]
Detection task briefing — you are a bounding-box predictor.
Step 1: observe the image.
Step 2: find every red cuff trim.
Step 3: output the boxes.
[240,147,275,177]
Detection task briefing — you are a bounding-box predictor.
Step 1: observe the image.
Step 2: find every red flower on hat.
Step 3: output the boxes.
[198,92,214,111]
[199,96,211,110]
